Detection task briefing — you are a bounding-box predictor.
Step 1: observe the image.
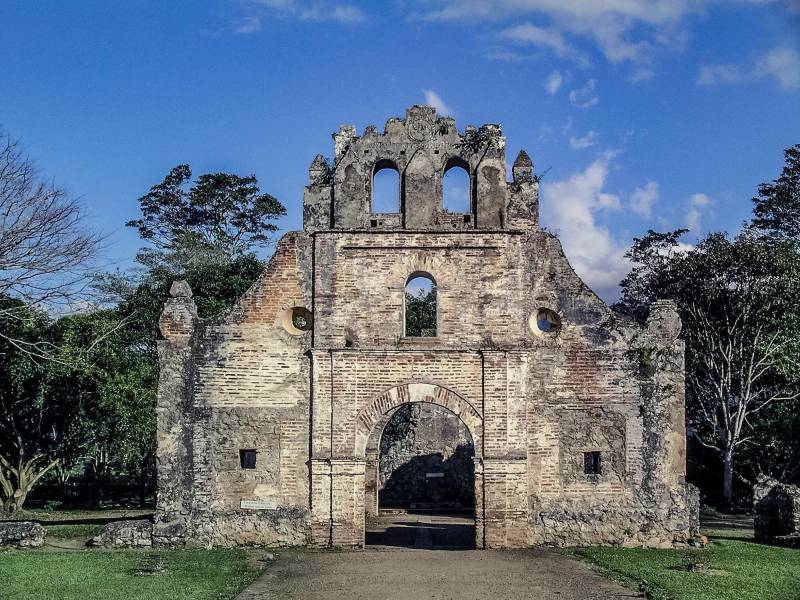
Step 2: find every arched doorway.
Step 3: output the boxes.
[356,384,483,550]
[365,402,476,549]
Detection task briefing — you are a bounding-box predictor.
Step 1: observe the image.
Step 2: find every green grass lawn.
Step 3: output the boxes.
[573,535,800,600]
[0,548,263,600]
[9,507,153,523]
[43,524,103,539]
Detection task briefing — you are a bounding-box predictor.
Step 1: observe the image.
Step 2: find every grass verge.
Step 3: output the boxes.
[8,508,153,523]
[1,548,263,600]
[573,535,800,600]
[44,524,103,539]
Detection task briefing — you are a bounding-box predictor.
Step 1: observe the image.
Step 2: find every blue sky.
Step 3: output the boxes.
[2,1,799,300]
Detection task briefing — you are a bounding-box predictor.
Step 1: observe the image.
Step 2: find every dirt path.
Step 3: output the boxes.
[238,513,636,599]
[236,547,636,600]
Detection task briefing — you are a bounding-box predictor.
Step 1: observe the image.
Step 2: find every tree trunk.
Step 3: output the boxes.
[1,455,59,514]
[2,487,29,514]
[722,451,735,510]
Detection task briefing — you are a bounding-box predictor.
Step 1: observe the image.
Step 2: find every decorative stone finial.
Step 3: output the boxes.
[308,154,330,184]
[333,125,357,163]
[513,150,534,183]
[169,280,192,298]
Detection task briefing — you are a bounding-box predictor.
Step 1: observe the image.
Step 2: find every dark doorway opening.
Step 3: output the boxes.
[365,403,476,549]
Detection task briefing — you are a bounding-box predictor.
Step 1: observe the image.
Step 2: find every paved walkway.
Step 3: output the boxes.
[236,513,636,600]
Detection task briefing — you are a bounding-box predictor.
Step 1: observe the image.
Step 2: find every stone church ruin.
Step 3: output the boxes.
[154,105,698,549]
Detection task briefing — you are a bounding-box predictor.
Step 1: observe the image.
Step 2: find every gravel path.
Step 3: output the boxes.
[237,514,636,600]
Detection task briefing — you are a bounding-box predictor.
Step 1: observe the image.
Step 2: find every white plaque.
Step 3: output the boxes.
[425,472,444,479]
[240,499,278,510]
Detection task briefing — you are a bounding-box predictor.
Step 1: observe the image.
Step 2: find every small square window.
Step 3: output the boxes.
[584,451,602,476]
[239,449,257,469]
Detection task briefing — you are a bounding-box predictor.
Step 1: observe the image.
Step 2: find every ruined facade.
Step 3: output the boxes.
[154,106,698,549]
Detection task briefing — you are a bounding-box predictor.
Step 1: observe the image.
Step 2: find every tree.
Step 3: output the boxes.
[0,301,85,512]
[616,229,689,323]
[617,230,800,508]
[0,132,101,358]
[111,165,285,352]
[750,144,800,244]
[405,288,437,337]
[48,310,159,507]
[682,235,800,507]
[126,164,285,258]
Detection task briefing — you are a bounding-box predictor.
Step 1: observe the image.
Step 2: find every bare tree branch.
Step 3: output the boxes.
[0,131,102,358]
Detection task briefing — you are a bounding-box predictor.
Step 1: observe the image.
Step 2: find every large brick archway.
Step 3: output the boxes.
[310,381,488,548]
[359,384,483,546]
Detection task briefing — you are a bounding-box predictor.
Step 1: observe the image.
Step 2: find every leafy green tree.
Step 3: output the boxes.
[48,310,158,506]
[115,163,285,332]
[617,230,800,508]
[750,144,800,244]
[126,164,285,257]
[0,301,82,512]
[618,146,800,507]
[405,288,437,337]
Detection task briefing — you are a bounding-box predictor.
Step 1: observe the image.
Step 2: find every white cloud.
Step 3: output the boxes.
[569,79,599,108]
[423,89,455,116]
[486,49,533,63]
[235,15,263,33]
[544,70,564,95]
[758,47,800,90]
[630,67,655,82]
[301,4,367,23]
[540,151,630,301]
[686,193,712,232]
[629,181,659,218]
[418,0,786,76]
[500,23,583,62]
[697,47,800,90]
[697,64,743,86]
[236,0,366,31]
[569,130,598,150]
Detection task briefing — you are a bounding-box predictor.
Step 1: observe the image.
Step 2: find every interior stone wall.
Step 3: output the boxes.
[378,403,474,509]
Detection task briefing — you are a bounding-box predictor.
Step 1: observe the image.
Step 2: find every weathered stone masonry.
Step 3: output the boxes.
[154,105,699,549]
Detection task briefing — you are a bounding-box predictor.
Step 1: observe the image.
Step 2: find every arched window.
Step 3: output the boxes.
[372,160,400,213]
[442,160,470,213]
[404,273,436,337]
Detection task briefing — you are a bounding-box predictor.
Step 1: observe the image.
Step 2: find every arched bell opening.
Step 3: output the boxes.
[371,159,401,214]
[442,158,472,215]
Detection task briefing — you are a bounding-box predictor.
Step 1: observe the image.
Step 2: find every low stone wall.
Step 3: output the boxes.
[755,477,800,547]
[0,521,45,548]
[529,484,700,548]
[208,507,309,547]
[91,519,153,548]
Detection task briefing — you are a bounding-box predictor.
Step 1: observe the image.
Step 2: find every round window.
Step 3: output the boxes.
[530,308,561,336]
[282,306,312,335]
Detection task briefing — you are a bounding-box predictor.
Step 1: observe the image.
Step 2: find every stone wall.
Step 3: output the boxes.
[0,522,44,548]
[154,105,696,550]
[755,477,800,547]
